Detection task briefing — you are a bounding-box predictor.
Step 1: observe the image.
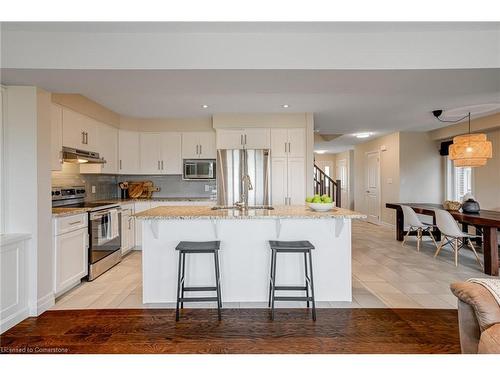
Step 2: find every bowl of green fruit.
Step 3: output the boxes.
[305,194,335,211]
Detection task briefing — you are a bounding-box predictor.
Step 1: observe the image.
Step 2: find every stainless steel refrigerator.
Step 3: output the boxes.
[216,149,271,207]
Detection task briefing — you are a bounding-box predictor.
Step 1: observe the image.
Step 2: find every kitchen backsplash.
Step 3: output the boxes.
[52,163,217,201]
[119,175,216,199]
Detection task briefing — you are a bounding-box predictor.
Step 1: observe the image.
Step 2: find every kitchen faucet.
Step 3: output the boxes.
[235,173,253,210]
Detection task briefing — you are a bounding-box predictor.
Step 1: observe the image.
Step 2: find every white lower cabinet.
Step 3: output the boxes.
[133,202,151,249]
[1,235,30,334]
[121,205,135,254]
[53,214,88,297]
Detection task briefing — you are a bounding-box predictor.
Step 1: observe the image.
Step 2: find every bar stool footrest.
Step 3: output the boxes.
[273,296,313,302]
[183,286,217,292]
[178,297,219,302]
[274,286,308,291]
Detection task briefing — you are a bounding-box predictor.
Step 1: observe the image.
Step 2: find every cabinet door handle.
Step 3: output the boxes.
[161,160,164,170]
[288,142,291,154]
[69,221,81,225]
[196,144,199,155]
[85,132,89,144]
[119,160,122,170]
[82,131,85,144]
[285,142,287,154]
[240,134,243,145]
[244,134,247,145]
[199,144,202,155]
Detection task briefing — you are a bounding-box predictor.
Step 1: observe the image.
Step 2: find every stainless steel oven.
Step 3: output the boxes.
[88,207,122,280]
[183,159,216,180]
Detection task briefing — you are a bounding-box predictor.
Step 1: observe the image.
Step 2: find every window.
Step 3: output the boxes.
[445,156,473,201]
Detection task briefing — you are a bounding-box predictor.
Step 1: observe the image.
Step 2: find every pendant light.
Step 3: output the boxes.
[448,112,492,167]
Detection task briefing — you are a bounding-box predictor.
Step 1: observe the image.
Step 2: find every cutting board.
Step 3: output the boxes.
[127,181,159,199]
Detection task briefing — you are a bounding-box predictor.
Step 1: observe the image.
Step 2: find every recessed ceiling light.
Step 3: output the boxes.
[282,104,289,108]
[201,104,209,109]
[315,150,327,154]
[355,132,371,139]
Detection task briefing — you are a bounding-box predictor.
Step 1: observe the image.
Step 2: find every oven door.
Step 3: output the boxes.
[89,208,121,264]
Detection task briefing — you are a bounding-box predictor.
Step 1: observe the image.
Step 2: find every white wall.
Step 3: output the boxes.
[3,86,53,315]
[3,24,499,69]
[399,132,443,204]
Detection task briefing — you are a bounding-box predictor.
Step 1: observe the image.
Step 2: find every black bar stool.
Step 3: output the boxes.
[175,241,222,321]
[268,240,316,321]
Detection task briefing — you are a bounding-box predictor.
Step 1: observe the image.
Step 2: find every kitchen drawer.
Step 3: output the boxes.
[54,213,88,235]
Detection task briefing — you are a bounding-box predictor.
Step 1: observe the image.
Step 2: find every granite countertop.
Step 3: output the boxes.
[52,197,216,217]
[52,207,92,217]
[133,205,366,220]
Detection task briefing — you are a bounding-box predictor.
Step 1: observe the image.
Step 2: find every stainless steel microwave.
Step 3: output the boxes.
[183,159,216,180]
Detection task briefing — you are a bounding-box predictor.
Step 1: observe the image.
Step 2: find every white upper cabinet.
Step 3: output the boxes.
[182,132,216,159]
[216,129,244,149]
[62,108,97,151]
[244,128,271,149]
[80,121,118,174]
[216,128,270,149]
[271,128,305,158]
[139,133,162,175]
[118,129,140,174]
[98,123,118,174]
[50,103,63,171]
[161,132,182,174]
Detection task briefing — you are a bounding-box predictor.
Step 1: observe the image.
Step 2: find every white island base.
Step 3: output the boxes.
[141,218,352,304]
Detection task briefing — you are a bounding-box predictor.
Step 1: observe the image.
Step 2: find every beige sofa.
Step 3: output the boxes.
[450,281,500,354]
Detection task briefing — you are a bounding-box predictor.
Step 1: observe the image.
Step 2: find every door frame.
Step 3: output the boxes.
[364,150,381,224]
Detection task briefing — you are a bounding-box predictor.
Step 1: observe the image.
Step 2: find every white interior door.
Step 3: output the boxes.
[335,158,349,209]
[365,151,380,223]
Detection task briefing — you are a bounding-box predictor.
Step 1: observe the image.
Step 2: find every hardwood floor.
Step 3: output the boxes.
[1,308,460,354]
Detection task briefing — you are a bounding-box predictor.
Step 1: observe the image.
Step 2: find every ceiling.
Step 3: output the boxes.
[2,68,499,153]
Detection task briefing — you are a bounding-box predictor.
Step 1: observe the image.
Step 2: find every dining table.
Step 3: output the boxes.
[386,203,500,276]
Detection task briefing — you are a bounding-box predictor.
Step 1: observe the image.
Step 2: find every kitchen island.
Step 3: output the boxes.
[135,205,365,304]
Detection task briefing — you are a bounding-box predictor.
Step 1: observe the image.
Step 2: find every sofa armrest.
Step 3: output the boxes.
[450,282,500,332]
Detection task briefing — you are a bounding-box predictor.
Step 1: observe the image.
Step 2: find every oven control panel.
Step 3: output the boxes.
[52,186,86,201]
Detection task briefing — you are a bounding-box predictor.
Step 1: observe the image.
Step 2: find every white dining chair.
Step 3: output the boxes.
[433,208,483,267]
[401,205,438,251]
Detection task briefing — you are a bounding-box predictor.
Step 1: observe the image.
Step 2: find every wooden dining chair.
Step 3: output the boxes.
[401,205,438,251]
[433,208,483,267]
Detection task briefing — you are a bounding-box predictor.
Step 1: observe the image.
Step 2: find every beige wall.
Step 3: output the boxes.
[429,112,500,141]
[52,93,120,127]
[399,132,443,204]
[213,113,309,128]
[473,129,500,210]
[120,116,213,132]
[354,132,400,224]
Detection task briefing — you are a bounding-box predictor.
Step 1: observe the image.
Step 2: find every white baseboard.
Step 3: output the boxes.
[0,307,29,334]
[36,292,55,316]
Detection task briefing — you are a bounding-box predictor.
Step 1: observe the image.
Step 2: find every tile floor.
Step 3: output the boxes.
[53,220,493,310]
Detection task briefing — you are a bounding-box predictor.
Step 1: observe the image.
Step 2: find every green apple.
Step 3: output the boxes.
[312,197,322,203]
[323,196,333,203]
[305,197,313,203]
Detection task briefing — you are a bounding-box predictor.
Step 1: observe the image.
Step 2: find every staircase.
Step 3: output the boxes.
[313,164,341,208]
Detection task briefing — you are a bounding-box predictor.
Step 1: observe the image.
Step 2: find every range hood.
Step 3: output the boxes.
[62,147,106,164]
